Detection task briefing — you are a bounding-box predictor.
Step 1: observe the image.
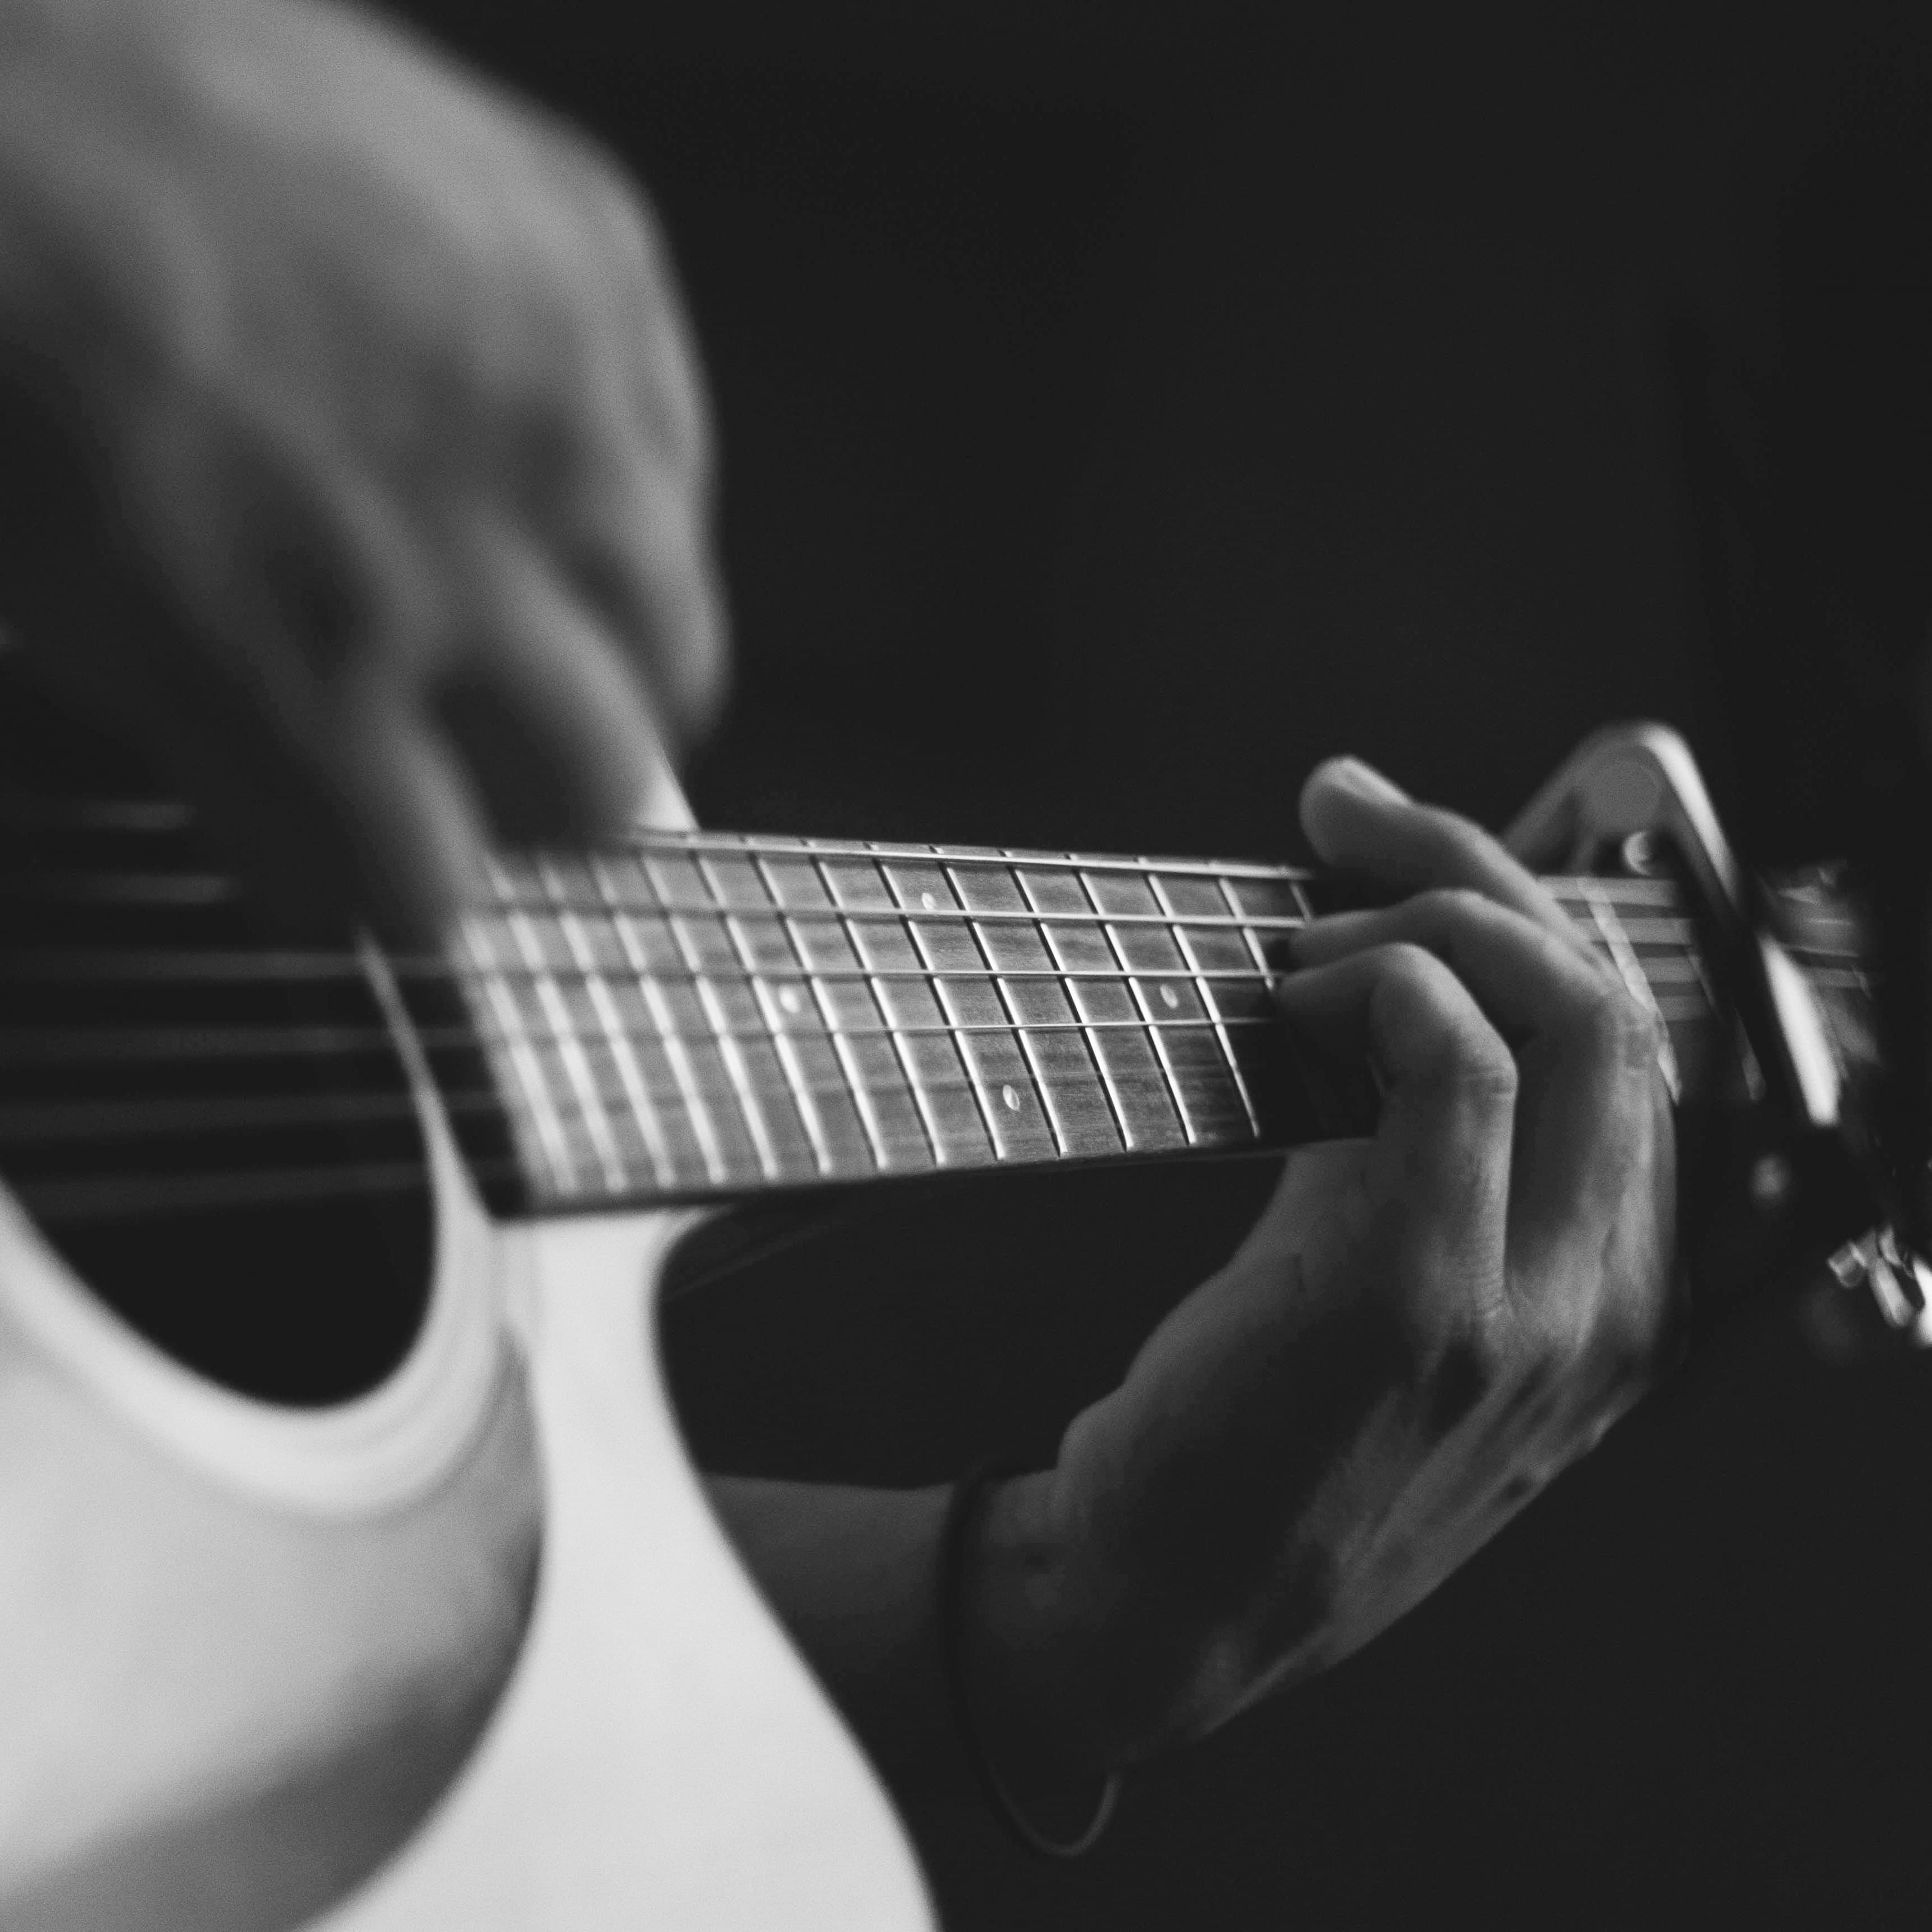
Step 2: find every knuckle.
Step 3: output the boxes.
[1438,1027,1519,1106]
[1413,1316,1512,1437]
[1370,944,1518,1104]
[1413,803,1495,875]
[1379,939,1445,992]
[1415,885,1493,931]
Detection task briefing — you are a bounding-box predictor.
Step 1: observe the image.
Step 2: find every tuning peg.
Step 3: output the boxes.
[1811,1225,1932,1355]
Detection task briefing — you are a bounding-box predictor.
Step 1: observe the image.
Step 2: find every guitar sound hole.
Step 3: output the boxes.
[0,651,433,1406]
[44,1156,433,1408]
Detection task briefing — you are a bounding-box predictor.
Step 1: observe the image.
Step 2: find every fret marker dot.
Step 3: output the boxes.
[921,891,938,911]
[1001,1083,1021,1111]
[1161,984,1181,1008]
[778,986,803,1015]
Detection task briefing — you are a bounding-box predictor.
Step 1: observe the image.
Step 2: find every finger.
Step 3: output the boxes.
[325,684,494,944]
[107,640,488,948]
[1274,943,1515,1325]
[521,151,730,755]
[1289,890,1666,1271]
[542,127,714,484]
[548,448,731,755]
[1290,890,1630,1049]
[435,507,669,844]
[33,401,484,944]
[1298,757,1587,955]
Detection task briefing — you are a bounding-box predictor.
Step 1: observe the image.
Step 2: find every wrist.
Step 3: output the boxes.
[960,1468,1133,1791]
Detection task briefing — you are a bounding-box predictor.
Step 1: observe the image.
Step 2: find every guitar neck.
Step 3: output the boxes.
[443,831,1737,1216]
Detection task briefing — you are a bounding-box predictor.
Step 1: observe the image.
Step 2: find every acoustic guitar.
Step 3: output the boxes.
[0,645,1903,1929]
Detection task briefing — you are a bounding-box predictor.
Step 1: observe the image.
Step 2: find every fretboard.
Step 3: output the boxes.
[447,832,1730,1214]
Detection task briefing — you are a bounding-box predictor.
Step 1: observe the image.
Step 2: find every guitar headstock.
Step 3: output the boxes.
[1511,724,1932,1351]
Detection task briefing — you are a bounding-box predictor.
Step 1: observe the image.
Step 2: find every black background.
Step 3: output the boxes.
[397,5,1932,1924]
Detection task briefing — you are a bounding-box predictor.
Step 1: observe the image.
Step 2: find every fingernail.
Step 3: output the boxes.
[1325,757,1408,804]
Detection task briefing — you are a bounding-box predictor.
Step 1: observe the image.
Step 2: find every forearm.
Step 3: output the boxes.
[704,1470,1125,1860]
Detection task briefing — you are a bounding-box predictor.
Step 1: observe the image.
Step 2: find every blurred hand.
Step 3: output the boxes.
[0,0,724,937]
[973,757,1678,1777]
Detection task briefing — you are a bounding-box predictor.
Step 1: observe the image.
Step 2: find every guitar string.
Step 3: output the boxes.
[0,804,1860,1214]
[0,948,1722,986]
[0,989,1718,1060]
[0,874,1734,1171]
[0,891,1726,1134]
[0,801,1692,894]
[9,989,1740,1226]
[0,830,1828,1183]
[0,990,1722,1142]
[0,880,1698,936]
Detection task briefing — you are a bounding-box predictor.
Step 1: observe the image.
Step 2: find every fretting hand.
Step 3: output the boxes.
[967,756,1678,1778]
[0,0,720,939]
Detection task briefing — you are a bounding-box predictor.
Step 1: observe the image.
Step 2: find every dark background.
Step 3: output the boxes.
[399,4,1932,1924]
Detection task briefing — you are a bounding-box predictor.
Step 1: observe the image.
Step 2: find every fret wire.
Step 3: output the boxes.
[820,851,962,1167]
[1678,921,1722,1012]
[1007,857,1134,1152]
[1154,872,1261,1138]
[591,853,730,1186]
[701,850,844,1180]
[945,859,1077,1159]
[775,854,931,1171]
[1071,945,1135,1149]
[1082,870,1199,1147]
[1577,878,1682,1104]
[498,879,628,1196]
[461,911,579,1197]
[1224,873,1291,1114]
[541,858,676,1192]
[667,869,782,1183]
[755,852,898,1173]
[880,859,1027,1160]
[761,1003,841,1176]
[716,859,836,1178]
[828,1003,905,1167]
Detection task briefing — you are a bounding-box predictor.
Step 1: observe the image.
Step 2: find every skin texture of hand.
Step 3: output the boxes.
[0,0,721,940]
[969,756,1679,1783]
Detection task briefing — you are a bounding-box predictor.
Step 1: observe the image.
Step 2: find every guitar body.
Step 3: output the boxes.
[0,1001,930,1930]
[0,662,930,1929]
[0,654,1887,1929]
